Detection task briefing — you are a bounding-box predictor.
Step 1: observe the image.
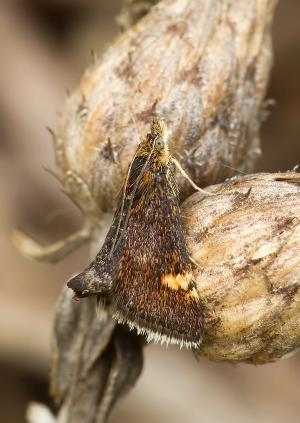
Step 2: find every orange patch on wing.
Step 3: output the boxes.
[162,273,193,291]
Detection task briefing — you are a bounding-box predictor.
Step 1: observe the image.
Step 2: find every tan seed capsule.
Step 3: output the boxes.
[53,0,276,215]
[181,173,300,363]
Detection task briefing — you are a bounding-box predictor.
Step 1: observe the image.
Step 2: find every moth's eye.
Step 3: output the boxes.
[155,137,165,148]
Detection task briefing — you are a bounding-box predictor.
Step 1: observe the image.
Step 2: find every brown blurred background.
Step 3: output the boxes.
[0,1,299,422]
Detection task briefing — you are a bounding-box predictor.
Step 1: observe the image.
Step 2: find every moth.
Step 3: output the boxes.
[68,119,203,348]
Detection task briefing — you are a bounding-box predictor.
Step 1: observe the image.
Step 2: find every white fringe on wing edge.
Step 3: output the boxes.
[113,311,202,349]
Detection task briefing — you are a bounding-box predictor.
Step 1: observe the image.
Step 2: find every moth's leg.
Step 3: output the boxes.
[189,255,201,267]
[172,158,215,196]
[13,222,93,263]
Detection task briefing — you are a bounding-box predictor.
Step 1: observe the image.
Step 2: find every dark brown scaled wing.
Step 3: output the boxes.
[111,163,203,347]
[66,149,152,298]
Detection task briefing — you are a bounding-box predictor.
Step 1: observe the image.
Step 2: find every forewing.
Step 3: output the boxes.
[111,167,203,347]
[67,143,153,297]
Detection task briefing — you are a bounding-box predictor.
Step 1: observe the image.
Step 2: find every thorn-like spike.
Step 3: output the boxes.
[46,126,56,139]
[91,48,98,64]
[42,166,62,183]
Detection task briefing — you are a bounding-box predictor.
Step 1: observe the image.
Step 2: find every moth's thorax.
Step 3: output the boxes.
[150,149,171,172]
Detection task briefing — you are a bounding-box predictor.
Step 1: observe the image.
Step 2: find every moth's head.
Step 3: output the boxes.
[147,119,170,161]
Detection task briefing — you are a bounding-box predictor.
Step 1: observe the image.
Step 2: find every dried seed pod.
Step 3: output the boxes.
[54,0,276,215]
[181,172,300,364]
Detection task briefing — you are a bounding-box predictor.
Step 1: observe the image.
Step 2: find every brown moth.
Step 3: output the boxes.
[67,120,203,348]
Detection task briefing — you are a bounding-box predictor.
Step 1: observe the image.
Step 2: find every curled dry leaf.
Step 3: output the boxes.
[181,172,300,363]
[53,0,276,215]
[50,288,143,423]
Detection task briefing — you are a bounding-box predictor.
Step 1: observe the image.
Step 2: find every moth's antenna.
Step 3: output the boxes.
[128,108,142,143]
[172,158,214,196]
[108,112,144,258]
[109,110,145,258]
[113,134,157,254]
[220,162,247,175]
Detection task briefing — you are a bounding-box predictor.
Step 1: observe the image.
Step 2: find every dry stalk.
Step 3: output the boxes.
[15,2,300,423]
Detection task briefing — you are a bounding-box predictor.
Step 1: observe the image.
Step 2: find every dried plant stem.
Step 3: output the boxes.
[18,1,291,422]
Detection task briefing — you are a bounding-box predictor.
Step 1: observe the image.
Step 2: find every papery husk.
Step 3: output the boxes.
[53,0,276,215]
[181,172,300,364]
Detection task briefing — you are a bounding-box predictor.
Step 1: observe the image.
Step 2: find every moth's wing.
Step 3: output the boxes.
[67,219,119,297]
[111,170,203,347]
[67,261,113,298]
[67,152,151,298]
